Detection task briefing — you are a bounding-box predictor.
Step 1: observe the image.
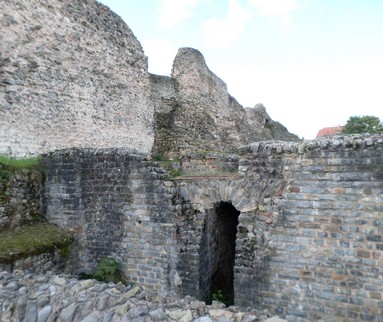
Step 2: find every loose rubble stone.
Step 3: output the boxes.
[37,305,52,322]
[0,271,280,322]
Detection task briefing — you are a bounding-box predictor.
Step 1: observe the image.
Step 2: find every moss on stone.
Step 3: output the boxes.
[0,223,74,263]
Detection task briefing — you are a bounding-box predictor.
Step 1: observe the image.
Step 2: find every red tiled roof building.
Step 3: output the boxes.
[316,126,343,138]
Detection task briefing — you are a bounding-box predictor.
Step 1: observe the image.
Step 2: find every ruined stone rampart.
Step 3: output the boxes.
[41,135,383,321]
[180,154,239,177]
[43,148,180,290]
[2,1,382,320]
[1,0,298,159]
[1,0,154,157]
[0,166,43,230]
[237,135,383,320]
[151,48,299,158]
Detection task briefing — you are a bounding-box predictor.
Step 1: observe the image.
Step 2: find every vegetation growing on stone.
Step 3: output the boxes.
[0,155,45,229]
[152,155,183,178]
[80,257,128,285]
[0,155,42,181]
[0,155,42,171]
[265,121,275,136]
[0,223,74,263]
[212,289,229,306]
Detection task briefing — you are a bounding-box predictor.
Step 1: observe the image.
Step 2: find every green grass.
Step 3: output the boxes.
[0,155,42,171]
[0,155,43,181]
[0,223,74,263]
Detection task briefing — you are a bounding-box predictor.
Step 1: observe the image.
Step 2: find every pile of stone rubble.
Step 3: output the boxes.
[0,270,286,322]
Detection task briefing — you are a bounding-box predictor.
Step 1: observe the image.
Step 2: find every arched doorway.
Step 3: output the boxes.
[199,201,240,305]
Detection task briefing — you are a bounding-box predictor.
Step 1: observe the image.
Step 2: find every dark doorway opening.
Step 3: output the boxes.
[199,201,240,305]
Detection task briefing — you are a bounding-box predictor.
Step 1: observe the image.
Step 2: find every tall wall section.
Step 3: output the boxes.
[236,135,383,321]
[43,148,179,290]
[150,48,299,158]
[41,135,383,321]
[167,135,383,321]
[1,0,298,159]
[0,0,154,157]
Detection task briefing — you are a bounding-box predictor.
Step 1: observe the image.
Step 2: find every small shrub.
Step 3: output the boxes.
[212,289,228,305]
[81,257,128,285]
[59,244,71,258]
[152,154,166,162]
[170,168,182,178]
[0,169,12,181]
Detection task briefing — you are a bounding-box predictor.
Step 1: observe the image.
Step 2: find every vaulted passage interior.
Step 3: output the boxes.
[199,202,240,305]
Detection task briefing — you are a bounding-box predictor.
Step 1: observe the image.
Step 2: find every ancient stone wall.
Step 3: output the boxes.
[2,2,382,319]
[151,48,299,158]
[1,0,298,159]
[40,135,383,321]
[180,155,238,177]
[0,250,66,274]
[170,135,383,321]
[0,0,154,157]
[0,166,43,230]
[43,148,179,291]
[174,174,287,305]
[236,135,383,321]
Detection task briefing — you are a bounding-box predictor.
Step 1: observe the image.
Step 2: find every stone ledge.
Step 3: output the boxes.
[240,134,383,155]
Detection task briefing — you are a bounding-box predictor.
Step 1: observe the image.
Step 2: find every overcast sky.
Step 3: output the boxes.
[98,0,383,139]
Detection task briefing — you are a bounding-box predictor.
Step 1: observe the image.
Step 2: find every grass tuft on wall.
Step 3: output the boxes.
[0,155,42,171]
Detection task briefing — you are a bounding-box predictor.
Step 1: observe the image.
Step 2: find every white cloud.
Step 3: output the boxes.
[202,0,252,49]
[248,0,300,31]
[158,0,199,29]
[142,38,178,75]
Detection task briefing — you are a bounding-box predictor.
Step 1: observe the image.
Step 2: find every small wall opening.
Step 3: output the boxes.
[199,201,240,305]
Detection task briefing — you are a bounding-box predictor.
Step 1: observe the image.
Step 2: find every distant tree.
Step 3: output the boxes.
[342,115,383,134]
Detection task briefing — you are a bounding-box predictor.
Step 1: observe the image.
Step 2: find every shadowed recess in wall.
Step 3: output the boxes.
[199,201,240,305]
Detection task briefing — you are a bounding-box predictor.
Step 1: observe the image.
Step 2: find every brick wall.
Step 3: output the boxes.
[43,148,178,291]
[0,166,43,230]
[181,156,238,176]
[237,135,383,321]
[41,135,383,321]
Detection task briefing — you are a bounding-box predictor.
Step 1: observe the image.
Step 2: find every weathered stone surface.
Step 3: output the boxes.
[264,317,288,322]
[0,271,276,322]
[37,135,383,321]
[236,135,383,321]
[0,0,154,157]
[0,0,300,160]
[0,166,43,231]
[43,148,178,288]
[151,48,299,158]
[149,308,167,321]
[59,303,76,322]
[37,305,52,322]
[25,300,38,322]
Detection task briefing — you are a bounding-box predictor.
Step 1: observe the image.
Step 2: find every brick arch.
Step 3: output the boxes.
[176,177,287,302]
[178,178,285,214]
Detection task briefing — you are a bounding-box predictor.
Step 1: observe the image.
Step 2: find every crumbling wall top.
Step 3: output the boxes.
[240,134,383,155]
